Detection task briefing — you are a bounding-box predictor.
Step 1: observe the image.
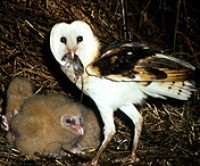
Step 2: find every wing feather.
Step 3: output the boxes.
[86,44,195,82]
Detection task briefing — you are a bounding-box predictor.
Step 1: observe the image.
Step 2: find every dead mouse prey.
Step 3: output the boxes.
[62,53,84,76]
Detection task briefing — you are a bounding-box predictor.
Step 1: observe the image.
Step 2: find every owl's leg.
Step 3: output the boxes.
[117,104,143,163]
[90,107,116,166]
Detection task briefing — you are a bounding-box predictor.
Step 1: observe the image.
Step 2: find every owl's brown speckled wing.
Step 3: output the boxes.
[86,44,195,82]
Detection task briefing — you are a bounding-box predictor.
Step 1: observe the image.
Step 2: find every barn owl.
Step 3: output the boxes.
[50,20,195,165]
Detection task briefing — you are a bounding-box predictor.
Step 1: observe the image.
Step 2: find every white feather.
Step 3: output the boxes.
[142,81,195,100]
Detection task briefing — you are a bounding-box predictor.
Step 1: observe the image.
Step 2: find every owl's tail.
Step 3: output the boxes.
[142,81,195,100]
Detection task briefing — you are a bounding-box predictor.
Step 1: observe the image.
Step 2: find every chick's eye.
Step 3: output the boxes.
[77,36,83,43]
[60,37,67,44]
[66,118,75,125]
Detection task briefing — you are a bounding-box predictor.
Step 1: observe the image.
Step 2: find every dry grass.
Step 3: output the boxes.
[0,0,200,165]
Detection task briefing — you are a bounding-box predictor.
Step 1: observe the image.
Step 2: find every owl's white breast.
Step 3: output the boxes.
[85,77,147,110]
[61,65,147,110]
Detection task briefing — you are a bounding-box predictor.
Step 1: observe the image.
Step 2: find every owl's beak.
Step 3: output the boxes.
[62,47,78,64]
[62,52,73,61]
[68,47,78,60]
[68,50,75,59]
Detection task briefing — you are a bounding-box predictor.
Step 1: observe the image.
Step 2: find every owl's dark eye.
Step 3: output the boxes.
[66,118,75,125]
[76,36,83,43]
[60,37,67,44]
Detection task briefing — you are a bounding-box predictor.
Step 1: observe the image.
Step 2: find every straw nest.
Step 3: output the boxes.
[0,0,200,165]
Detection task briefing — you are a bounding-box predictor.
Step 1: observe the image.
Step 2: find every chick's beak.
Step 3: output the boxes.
[71,124,84,135]
[73,117,84,135]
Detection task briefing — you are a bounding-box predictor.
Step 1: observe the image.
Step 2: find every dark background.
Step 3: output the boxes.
[0,0,199,165]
